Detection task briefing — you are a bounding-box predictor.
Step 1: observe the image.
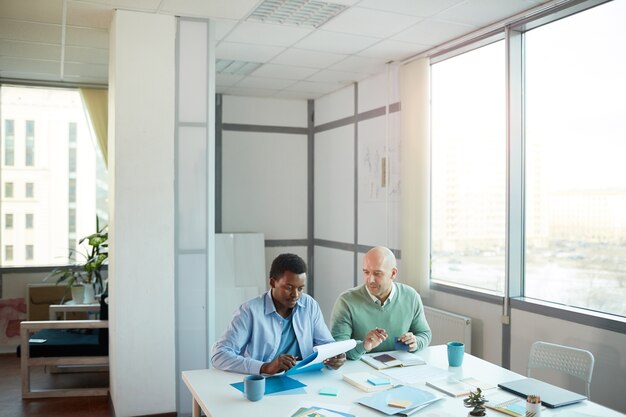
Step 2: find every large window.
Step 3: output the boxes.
[430,0,626,318]
[524,0,626,317]
[431,40,506,293]
[0,86,108,266]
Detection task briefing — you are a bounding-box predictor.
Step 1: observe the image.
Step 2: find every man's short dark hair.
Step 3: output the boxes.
[269,253,306,279]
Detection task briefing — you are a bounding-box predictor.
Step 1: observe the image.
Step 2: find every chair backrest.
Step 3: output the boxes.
[527,341,594,398]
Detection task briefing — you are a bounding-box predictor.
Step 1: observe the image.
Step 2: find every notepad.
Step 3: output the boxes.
[319,387,339,396]
[361,350,425,370]
[368,377,391,386]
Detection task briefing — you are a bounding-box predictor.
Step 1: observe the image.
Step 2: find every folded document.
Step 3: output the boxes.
[286,339,356,375]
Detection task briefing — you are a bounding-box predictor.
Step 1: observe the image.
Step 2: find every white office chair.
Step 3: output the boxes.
[527,341,595,398]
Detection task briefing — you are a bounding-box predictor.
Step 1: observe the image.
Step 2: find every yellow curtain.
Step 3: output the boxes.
[399,58,431,296]
[80,88,108,166]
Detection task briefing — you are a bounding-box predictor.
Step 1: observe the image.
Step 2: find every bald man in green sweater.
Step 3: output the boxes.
[331,246,432,360]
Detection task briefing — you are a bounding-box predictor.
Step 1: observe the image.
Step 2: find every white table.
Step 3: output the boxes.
[182,345,625,417]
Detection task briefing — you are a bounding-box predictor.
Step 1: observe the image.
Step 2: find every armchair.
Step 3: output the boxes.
[18,295,109,398]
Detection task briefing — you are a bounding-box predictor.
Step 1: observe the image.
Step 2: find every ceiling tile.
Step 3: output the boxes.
[357,0,466,17]
[216,41,284,63]
[392,19,475,46]
[65,26,109,48]
[294,30,379,55]
[436,0,540,26]
[306,69,364,84]
[285,80,340,94]
[159,0,259,19]
[251,63,319,81]
[329,55,388,74]
[0,19,61,44]
[102,0,161,12]
[64,45,108,65]
[223,21,313,48]
[67,2,113,29]
[270,48,346,69]
[0,0,62,23]
[321,6,421,38]
[273,89,321,100]
[357,39,429,61]
[224,86,277,98]
[235,76,296,90]
[214,18,238,40]
[216,73,244,87]
[0,40,60,61]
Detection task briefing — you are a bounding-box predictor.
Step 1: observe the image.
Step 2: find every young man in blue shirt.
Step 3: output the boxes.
[211,253,346,375]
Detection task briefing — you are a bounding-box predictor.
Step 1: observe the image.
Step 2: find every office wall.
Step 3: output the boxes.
[108,10,176,416]
[313,69,401,324]
[219,95,309,279]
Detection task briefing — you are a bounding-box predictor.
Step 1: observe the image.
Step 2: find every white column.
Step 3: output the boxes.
[108,10,176,416]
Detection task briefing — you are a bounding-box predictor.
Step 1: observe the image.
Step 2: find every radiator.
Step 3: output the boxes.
[424,306,472,354]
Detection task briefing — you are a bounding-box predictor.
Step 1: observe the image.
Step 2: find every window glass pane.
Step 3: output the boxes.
[431,40,506,293]
[525,0,626,316]
[5,213,13,229]
[4,119,14,166]
[5,182,13,198]
[0,86,109,266]
[25,120,35,166]
[5,245,13,261]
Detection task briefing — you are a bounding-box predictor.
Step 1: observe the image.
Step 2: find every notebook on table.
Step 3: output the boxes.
[497,377,587,408]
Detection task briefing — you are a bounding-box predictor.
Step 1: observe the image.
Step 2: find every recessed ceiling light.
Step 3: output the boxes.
[216,59,262,75]
[247,0,347,28]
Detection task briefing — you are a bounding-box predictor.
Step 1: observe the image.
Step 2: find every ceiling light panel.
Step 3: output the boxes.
[247,0,348,28]
[216,59,262,75]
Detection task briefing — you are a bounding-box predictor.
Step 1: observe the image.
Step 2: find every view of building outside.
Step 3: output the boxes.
[431,40,506,293]
[0,86,108,266]
[431,0,626,318]
[525,0,626,317]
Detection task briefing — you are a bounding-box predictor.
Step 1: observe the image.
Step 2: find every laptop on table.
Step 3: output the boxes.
[498,378,587,408]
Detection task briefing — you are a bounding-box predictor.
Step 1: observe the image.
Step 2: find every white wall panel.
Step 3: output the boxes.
[314,246,355,327]
[178,126,207,250]
[315,84,354,126]
[314,125,354,243]
[178,21,207,123]
[358,68,399,113]
[223,95,307,127]
[177,254,206,413]
[222,131,307,239]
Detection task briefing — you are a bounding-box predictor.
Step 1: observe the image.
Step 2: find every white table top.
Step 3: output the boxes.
[182,345,625,417]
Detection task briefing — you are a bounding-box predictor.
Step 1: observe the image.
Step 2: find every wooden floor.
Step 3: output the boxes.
[0,353,113,417]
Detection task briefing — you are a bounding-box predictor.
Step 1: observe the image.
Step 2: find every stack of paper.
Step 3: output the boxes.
[426,376,495,397]
[357,385,441,415]
[289,402,355,417]
[343,372,394,393]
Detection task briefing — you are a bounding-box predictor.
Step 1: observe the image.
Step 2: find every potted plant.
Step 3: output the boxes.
[463,388,487,416]
[45,220,108,304]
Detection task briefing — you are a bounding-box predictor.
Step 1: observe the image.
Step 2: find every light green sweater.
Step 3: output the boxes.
[330,283,432,360]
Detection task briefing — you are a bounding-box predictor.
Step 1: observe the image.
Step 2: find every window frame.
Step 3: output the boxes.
[428,0,626,332]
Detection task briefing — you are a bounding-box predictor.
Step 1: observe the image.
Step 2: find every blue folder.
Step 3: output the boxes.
[230,375,306,395]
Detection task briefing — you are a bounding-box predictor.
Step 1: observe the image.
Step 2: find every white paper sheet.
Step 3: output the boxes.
[380,364,448,384]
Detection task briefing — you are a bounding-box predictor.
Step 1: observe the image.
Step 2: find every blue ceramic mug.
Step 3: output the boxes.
[447,341,465,367]
[244,374,265,401]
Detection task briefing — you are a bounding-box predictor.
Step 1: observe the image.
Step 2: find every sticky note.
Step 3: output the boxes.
[319,386,339,396]
[367,377,391,386]
[388,398,412,408]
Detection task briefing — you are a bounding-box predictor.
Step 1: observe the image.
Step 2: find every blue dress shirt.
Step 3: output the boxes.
[211,290,335,375]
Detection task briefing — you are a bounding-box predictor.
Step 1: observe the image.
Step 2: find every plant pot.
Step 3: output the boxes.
[71,285,85,304]
[83,283,96,304]
[468,412,486,417]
